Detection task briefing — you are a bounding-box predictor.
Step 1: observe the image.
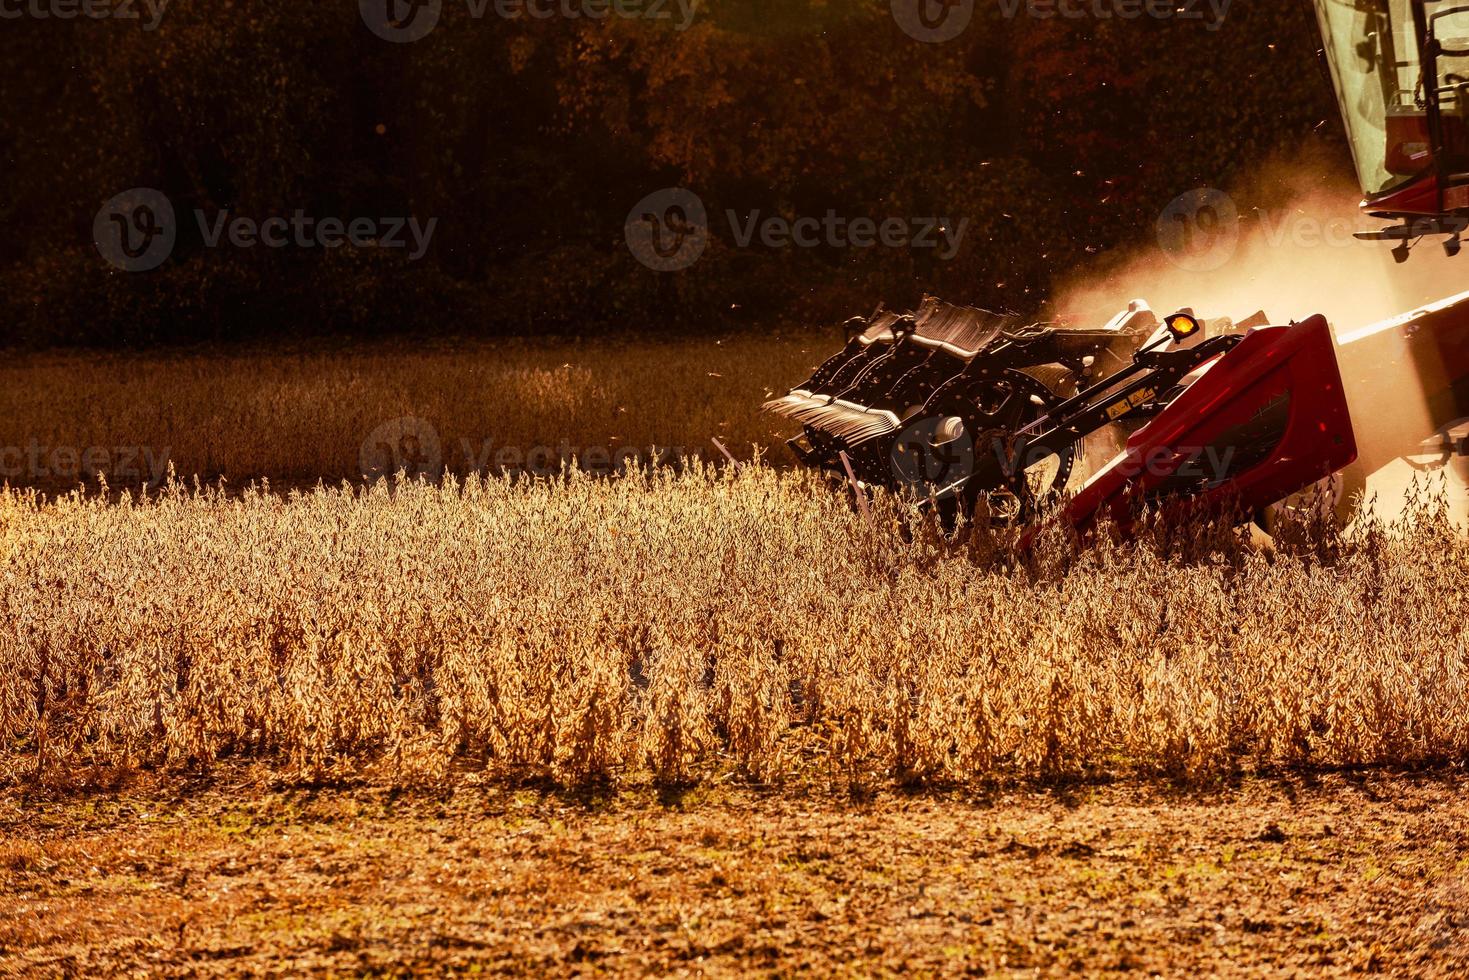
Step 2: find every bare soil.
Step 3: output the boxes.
[3,769,1467,976]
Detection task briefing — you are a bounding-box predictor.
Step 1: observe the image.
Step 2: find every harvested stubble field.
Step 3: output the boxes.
[2,334,1468,975]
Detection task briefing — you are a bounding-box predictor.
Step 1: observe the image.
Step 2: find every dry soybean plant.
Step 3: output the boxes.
[2,464,1468,792]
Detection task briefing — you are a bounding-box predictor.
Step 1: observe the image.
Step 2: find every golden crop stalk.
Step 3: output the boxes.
[0,340,1466,791]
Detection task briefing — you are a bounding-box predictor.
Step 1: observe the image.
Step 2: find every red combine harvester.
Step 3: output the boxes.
[766,0,1469,536]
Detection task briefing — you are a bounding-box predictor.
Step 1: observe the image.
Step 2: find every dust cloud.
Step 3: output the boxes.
[1053,151,1469,526]
[1053,152,1465,334]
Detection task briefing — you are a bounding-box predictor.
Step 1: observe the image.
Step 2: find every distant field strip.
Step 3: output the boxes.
[0,334,818,489]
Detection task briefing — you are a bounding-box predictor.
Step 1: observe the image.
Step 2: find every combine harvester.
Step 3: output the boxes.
[767,0,1469,537]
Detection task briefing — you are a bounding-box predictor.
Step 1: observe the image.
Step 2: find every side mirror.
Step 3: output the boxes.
[1432,6,1469,57]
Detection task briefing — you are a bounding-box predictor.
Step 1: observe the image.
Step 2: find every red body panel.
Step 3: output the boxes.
[1365,171,1469,217]
[1064,316,1359,536]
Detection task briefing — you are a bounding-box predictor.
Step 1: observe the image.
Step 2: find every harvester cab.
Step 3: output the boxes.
[1316,0,1469,257]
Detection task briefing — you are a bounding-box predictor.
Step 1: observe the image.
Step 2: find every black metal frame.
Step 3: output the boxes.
[782,323,1145,468]
[956,333,1246,498]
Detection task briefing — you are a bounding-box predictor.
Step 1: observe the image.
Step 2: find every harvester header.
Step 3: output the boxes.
[764,0,1469,538]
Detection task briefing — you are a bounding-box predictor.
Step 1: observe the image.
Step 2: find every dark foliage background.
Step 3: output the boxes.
[0,0,1343,347]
